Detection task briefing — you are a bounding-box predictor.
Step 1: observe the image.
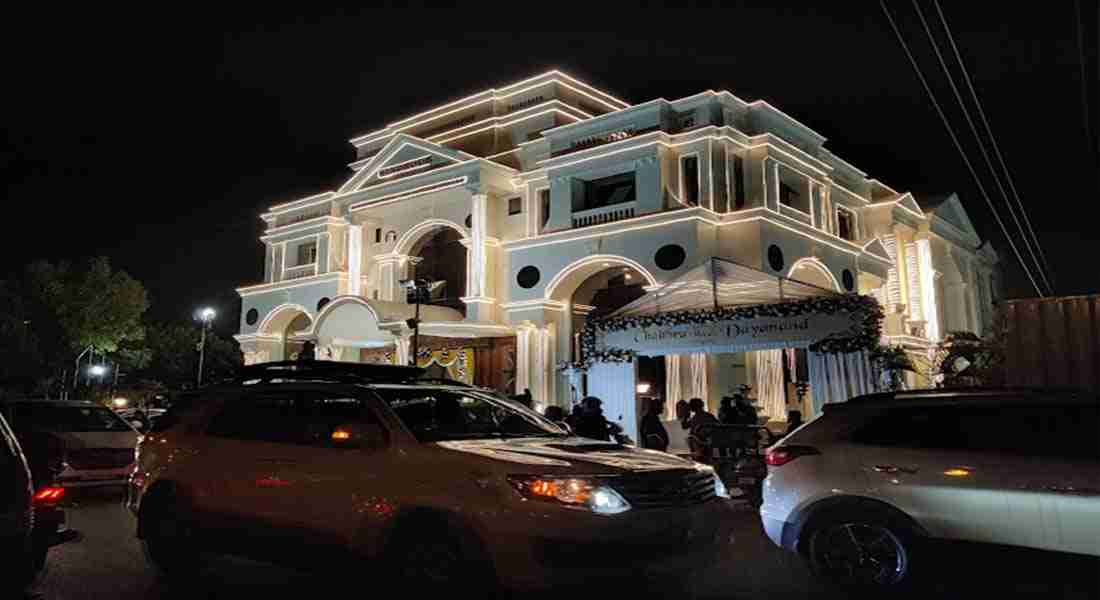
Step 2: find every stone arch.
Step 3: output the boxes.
[393,218,468,256]
[544,254,659,301]
[258,303,313,336]
[786,257,841,292]
[307,295,382,336]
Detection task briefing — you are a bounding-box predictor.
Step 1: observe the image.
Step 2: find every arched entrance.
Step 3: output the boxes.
[400,223,469,317]
[787,258,841,292]
[258,304,313,360]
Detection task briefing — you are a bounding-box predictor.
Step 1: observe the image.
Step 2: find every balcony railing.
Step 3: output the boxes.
[283,263,318,280]
[572,201,637,229]
[551,126,660,158]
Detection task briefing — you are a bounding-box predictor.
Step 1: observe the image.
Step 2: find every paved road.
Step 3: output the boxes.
[23,488,1099,599]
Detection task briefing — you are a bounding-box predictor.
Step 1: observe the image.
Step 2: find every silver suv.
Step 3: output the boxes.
[128,361,735,594]
[761,388,1100,588]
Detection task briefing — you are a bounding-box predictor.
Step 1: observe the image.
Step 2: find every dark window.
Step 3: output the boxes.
[837,208,855,241]
[508,197,523,216]
[9,403,131,433]
[780,183,799,208]
[682,156,699,205]
[317,297,331,312]
[297,242,318,265]
[539,189,551,228]
[842,269,855,292]
[245,308,259,325]
[655,244,687,271]
[377,387,564,443]
[517,266,540,289]
[299,394,385,449]
[732,156,746,209]
[375,228,382,243]
[207,393,301,444]
[582,172,636,210]
[768,245,785,272]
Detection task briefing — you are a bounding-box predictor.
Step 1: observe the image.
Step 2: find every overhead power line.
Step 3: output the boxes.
[932,0,1056,293]
[912,0,1053,295]
[880,0,1046,297]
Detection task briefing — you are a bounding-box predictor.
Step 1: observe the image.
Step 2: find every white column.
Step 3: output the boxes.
[515,325,533,393]
[347,225,363,297]
[531,325,555,408]
[394,337,411,366]
[768,160,780,211]
[469,193,488,298]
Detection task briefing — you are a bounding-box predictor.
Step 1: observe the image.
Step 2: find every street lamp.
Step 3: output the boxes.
[196,307,216,387]
[398,277,444,367]
[89,364,107,377]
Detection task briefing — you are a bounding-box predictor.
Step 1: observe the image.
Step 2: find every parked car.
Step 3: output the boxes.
[760,388,1100,589]
[2,400,140,488]
[1,410,72,591]
[128,361,735,594]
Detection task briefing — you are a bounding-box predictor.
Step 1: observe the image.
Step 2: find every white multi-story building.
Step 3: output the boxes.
[236,71,998,418]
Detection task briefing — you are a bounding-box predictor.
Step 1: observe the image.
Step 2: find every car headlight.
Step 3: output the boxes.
[507,475,631,515]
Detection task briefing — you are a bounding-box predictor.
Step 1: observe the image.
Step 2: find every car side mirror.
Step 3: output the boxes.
[331,423,388,450]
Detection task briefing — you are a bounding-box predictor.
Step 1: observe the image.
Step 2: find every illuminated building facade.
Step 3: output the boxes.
[235,71,998,414]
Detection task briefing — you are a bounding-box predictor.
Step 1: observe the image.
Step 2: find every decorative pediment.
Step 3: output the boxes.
[895,193,924,218]
[932,193,979,238]
[337,134,475,193]
[862,238,892,264]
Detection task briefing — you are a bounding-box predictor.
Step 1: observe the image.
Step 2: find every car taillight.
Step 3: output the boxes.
[766,445,820,466]
[33,486,66,505]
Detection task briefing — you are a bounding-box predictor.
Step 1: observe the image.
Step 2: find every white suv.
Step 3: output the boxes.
[760,388,1099,588]
[127,361,735,594]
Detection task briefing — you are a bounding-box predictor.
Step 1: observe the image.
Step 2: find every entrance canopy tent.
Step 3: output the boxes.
[583,258,883,420]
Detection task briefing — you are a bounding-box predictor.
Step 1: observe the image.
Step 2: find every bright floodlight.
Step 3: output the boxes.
[112,397,128,408]
[200,307,216,321]
[89,365,107,377]
[636,382,651,394]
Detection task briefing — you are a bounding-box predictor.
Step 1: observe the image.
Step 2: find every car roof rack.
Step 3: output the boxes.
[235,360,425,385]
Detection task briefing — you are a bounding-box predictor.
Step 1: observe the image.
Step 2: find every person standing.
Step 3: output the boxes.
[718,396,737,425]
[640,398,670,452]
[573,396,614,441]
[681,397,719,459]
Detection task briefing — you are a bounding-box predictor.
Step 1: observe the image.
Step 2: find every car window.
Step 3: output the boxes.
[10,403,134,433]
[374,387,566,442]
[206,393,301,444]
[299,394,385,449]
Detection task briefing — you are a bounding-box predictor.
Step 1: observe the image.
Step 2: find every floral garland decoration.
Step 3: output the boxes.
[578,293,883,367]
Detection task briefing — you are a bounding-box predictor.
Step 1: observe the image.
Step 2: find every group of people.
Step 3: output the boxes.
[541,396,625,442]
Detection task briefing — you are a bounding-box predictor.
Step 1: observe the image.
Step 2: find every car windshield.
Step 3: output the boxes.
[10,404,134,433]
[374,386,567,442]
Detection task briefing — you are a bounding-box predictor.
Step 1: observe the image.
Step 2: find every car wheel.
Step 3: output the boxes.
[140,491,202,577]
[385,517,496,595]
[804,511,916,589]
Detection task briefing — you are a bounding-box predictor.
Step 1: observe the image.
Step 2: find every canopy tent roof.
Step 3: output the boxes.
[611,257,836,318]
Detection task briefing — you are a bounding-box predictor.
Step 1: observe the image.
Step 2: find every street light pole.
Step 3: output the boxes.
[197,307,216,387]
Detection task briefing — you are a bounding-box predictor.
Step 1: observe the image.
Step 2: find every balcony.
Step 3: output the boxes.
[283,263,318,281]
[572,201,637,229]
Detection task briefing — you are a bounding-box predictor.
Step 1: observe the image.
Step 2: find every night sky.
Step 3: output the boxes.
[3,3,1097,334]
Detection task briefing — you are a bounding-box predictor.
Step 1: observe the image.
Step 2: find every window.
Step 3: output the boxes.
[581,172,636,211]
[681,155,699,205]
[207,393,300,444]
[9,403,132,433]
[508,196,522,216]
[375,228,382,243]
[297,242,318,265]
[779,183,799,208]
[375,386,565,443]
[299,394,385,449]
[732,155,745,209]
[539,188,550,228]
[837,207,856,241]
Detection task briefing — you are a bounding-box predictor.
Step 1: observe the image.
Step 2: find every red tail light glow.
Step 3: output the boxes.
[766,445,820,467]
[33,486,66,505]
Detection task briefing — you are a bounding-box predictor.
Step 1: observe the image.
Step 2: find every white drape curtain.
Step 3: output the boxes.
[664,355,682,420]
[755,349,786,420]
[808,350,876,416]
[689,353,708,401]
[587,361,638,442]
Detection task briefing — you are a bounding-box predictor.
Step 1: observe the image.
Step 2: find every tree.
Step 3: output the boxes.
[141,322,241,388]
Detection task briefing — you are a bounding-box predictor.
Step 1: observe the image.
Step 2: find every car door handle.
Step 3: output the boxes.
[873,465,918,474]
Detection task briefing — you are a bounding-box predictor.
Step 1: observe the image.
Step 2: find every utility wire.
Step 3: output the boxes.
[933,0,1056,293]
[880,0,1045,297]
[913,0,1053,295]
[1074,0,1094,165]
